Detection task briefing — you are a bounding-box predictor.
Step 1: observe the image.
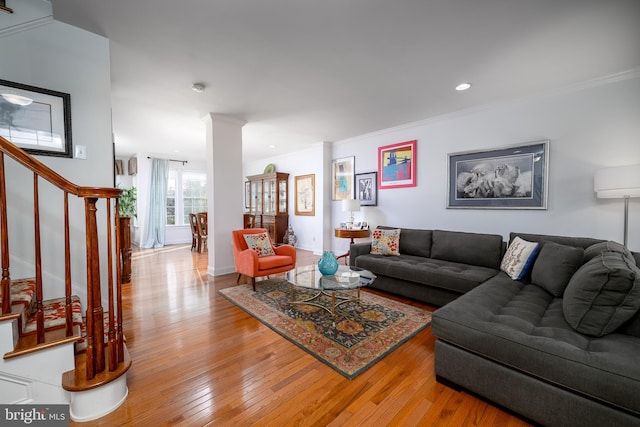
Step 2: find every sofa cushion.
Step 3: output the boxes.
[431,275,640,415]
[355,253,498,294]
[243,232,276,257]
[500,237,539,280]
[563,251,640,337]
[583,241,632,263]
[531,242,584,296]
[509,232,604,251]
[430,230,504,269]
[370,228,401,256]
[398,228,432,258]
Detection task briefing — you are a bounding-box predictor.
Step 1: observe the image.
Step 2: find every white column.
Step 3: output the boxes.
[203,113,246,276]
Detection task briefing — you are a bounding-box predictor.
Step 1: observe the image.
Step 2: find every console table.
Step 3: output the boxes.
[335,228,370,264]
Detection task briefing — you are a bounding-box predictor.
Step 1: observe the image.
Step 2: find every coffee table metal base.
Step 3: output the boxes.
[289,285,361,319]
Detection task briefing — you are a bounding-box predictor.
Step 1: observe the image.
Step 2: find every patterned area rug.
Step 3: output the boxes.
[219,279,431,379]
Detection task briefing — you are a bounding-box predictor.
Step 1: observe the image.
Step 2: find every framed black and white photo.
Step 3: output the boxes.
[447,140,549,209]
[0,79,72,158]
[355,171,377,206]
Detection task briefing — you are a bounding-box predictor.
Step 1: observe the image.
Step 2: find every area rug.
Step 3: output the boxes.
[219,279,431,379]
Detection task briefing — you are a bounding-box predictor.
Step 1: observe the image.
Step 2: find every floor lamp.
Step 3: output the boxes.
[594,164,640,248]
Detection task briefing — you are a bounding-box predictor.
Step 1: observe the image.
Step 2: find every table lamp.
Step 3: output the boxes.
[341,199,361,229]
[594,164,640,247]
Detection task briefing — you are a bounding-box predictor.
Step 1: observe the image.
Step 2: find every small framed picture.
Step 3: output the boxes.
[378,140,417,189]
[352,221,362,230]
[361,221,369,229]
[355,171,377,206]
[294,174,315,216]
[332,156,355,200]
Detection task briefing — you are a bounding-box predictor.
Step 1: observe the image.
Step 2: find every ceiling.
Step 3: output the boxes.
[49,0,640,163]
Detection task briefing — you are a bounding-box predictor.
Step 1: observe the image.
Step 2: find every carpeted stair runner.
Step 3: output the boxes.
[3,277,120,355]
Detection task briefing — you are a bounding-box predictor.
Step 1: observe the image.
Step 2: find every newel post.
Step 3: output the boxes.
[85,197,105,378]
[0,152,10,315]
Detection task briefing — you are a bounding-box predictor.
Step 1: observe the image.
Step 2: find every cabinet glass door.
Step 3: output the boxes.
[263,179,272,214]
[269,178,276,213]
[278,178,287,214]
[253,181,262,214]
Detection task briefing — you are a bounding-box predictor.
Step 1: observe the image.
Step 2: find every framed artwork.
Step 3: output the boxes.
[332,156,355,200]
[378,140,417,189]
[244,181,251,209]
[447,140,549,209]
[355,171,378,206]
[294,174,315,216]
[0,79,72,158]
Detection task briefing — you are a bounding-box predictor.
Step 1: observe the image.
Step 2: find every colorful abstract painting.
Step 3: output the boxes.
[378,140,417,189]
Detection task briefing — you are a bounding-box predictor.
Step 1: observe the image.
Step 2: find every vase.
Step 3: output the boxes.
[283,225,297,247]
[318,250,339,276]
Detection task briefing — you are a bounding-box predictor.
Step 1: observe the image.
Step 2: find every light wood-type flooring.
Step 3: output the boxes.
[74,245,532,426]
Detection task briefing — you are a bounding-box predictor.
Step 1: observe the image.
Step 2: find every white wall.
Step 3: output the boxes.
[246,72,640,254]
[1,19,113,304]
[244,142,331,255]
[331,71,640,251]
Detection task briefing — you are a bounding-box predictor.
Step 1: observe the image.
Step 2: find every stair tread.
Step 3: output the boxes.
[23,295,83,334]
[0,278,36,312]
[4,327,82,359]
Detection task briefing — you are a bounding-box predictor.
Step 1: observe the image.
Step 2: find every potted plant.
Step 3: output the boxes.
[118,186,137,218]
[118,186,136,283]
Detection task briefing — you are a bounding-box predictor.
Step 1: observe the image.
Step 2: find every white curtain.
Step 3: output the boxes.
[142,158,169,248]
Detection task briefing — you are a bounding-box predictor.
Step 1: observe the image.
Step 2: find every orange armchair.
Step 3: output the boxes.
[232,228,296,291]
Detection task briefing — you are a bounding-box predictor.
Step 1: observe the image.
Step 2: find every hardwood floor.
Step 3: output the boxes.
[76,245,532,426]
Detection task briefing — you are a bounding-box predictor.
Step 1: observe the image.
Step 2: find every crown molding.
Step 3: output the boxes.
[337,68,640,146]
[0,14,53,38]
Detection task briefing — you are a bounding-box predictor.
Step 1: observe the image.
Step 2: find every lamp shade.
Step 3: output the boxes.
[341,199,361,212]
[594,164,640,199]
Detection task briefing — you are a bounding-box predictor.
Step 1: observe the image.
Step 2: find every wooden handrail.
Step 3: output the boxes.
[0,136,120,199]
[0,136,125,381]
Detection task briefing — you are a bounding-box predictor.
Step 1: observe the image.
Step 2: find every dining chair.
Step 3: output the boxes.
[196,212,208,252]
[189,213,199,251]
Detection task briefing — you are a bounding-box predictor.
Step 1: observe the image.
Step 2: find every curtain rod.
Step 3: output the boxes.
[147,156,188,165]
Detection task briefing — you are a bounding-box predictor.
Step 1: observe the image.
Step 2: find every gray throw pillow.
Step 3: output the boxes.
[531,242,584,297]
[583,241,632,264]
[563,251,640,337]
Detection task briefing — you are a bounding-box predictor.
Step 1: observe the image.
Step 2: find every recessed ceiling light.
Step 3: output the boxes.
[191,83,205,93]
[455,82,472,91]
[268,144,277,149]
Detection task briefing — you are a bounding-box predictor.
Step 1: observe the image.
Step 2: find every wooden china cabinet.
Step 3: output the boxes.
[244,172,289,244]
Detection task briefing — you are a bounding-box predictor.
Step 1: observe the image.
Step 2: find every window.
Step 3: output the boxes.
[166,169,207,226]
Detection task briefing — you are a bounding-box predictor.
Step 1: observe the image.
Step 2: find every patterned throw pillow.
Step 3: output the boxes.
[370,228,401,256]
[500,236,539,280]
[243,232,276,257]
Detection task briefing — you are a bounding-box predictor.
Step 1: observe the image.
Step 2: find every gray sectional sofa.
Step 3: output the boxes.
[349,228,505,306]
[349,228,640,426]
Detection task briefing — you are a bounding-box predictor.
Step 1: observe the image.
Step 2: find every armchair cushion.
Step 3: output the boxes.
[243,232,276,257]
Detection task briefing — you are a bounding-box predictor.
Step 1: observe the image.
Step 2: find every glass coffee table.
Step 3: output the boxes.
[285,265,376,319]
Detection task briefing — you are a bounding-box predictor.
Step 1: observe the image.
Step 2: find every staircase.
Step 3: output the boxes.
[0,136,130,421]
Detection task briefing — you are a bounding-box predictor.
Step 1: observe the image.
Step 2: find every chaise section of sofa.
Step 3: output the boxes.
[350,228,504,306]
[431,233,640,426]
